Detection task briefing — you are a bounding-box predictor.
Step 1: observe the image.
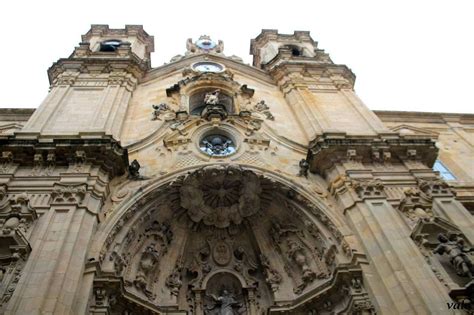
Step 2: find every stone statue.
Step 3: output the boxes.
[207,290,238,315]
[151,103,170,120]
[253,100,274,120]
[298,159,309,178]
[260,254,282,292]
[134,244,160,296]
[204,89,221,105]
[287,239,316,283]
[165,267,182,296]
[433,233,474,277]
[202,89,228,120]
[128,159,141,179]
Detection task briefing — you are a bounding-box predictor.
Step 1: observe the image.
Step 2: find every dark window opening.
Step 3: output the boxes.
[292,48,301,56]
[99,39,122,52]
[283,45,303,57]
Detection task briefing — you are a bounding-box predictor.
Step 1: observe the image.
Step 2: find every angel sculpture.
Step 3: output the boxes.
[204,89,221,105]
[204,289,246,315]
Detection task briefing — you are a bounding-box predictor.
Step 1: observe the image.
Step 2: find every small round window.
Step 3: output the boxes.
[199,134,236,156]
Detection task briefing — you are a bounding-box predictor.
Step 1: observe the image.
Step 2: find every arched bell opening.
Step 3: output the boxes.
[89,165,374,314]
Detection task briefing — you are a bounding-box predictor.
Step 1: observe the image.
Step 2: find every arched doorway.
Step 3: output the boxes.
[88,165,374,314]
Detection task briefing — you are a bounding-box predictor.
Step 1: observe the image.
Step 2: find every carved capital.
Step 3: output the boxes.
[351,179,385,199]
[418,178,454,198]
[51,183,87,205]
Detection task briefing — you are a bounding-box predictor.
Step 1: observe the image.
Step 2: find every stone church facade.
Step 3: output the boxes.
[0,25,473,314]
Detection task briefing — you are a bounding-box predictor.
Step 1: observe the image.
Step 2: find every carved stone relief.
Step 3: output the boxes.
[179,166,262,228]
[51,183,87,204]
[269,220,329,294]
[351,178,385,199]
[151,103,174,121]
[411,217,474,302]
[0,151,15,174]
[418,178,453,198]
[0,190,37,312]
[95,167,362,314]
[398,187,433,226]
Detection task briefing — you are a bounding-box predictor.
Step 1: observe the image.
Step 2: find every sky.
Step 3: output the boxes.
[0,0,473,113]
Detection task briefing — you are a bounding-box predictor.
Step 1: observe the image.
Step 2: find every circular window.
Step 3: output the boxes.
[199,134,236,156]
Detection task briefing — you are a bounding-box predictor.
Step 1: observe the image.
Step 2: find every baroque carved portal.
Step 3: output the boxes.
[94,166,365,314]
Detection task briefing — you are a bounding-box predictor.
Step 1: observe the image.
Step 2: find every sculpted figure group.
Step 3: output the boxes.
[433,233,474,277]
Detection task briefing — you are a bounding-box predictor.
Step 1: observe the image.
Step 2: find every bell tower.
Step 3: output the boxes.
[250,29,388,141]
[21,25,154,140]
[250,29,323,68]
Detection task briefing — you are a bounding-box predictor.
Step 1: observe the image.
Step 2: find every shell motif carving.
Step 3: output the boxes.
[179,166,262,228]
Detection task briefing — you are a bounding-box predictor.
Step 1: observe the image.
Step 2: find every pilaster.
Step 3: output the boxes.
[330,174,453,314]
[4,176,107,315]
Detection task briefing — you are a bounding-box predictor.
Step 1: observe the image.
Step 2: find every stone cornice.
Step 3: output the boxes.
[47,54,149,87]
[268,58,356,91]
[308,132,438,175]
[0,135,128,177]
[374,110,474,125]
[0,109,35,121]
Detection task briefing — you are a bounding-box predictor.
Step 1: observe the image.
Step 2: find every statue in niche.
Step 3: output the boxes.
[260,254,282,292]
[201,89,228,120]
[165,267,182,296]
[433,233,474,277]
[134,244,160,297]
[204,89,221,105]
[205,289,245,315]
[287,239,316,284]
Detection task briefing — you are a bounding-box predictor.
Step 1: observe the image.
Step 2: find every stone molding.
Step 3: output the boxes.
[0,136,128,177]
[308,133,438,175]
[48,55,147,90]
